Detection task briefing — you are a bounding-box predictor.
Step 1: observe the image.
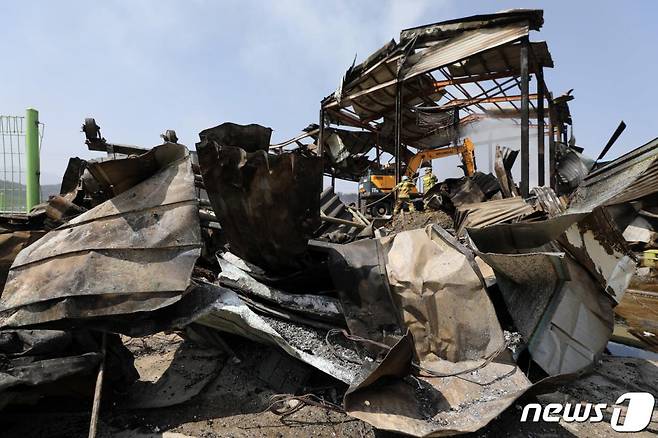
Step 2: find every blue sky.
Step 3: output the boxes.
[2,0,657,185]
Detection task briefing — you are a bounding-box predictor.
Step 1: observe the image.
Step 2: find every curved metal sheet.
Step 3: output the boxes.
[0,143,201,328]
[197,131,322,272]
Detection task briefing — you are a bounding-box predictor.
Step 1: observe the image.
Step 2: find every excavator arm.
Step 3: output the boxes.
[405,137,475,178]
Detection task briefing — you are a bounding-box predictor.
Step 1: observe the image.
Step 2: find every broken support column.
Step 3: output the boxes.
[520,36,530,197]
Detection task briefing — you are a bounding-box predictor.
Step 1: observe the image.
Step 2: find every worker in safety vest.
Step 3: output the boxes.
[422,167,437,193]
[393,176,415,214]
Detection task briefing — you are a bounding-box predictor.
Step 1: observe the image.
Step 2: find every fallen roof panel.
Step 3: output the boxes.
[0,143,201,328]
[196,124,323,272]
[569,137,658,211]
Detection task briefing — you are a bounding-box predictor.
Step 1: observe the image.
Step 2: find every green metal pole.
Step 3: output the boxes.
[25,108,40,211]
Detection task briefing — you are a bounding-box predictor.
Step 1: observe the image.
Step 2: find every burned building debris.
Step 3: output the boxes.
[1,8,657,438]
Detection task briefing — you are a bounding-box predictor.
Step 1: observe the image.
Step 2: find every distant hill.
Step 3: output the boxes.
[0,180,61,212]
[41,183,61,197]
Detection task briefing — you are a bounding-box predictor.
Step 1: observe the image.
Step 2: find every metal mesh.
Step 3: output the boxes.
[0,116,26,212]
[0,115,44,213]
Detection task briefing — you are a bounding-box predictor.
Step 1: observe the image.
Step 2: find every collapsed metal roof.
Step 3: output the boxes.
[321,9,553,154]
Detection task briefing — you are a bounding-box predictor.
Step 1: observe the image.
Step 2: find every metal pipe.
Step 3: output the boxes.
[25,108,40,211]
[520,38,530,197]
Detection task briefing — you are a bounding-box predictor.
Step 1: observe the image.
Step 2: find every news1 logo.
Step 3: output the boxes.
[520,392,655,432]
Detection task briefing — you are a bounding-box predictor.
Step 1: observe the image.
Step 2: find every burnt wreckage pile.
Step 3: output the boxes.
[0,9,657,437]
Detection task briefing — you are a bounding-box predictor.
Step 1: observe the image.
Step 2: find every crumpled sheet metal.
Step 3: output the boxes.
[477,250,567,342]
[328,238,404,347]
[399,9,543,43]
[0,230,46,289]
[0,329,136,408]
[344,332,532,437]
[558,208,635,303]
[327,225,530,436]
[380,225,504,369]
[569,136,658,212]
[467,212,586,253]
[87,142,191,197]
[198,122,273,153]
[528,256,614,376]
[469,210,623,376]
[197,126,322,272]
[330,225,505,365]
[186,283,358,384]
[477,247,614,376]
[0,143,201,328]
[216,255,344,323]
[317,187,371,244]
[324,129,377,163]
[531,186,565,217]
[455,197,535,236]
[556,147,591,194]
[445,177,486,207]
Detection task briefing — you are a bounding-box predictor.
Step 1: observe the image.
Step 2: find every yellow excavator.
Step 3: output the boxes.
[358,138,475,217]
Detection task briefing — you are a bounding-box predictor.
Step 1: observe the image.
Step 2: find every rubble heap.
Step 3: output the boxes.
[1,8,657,438]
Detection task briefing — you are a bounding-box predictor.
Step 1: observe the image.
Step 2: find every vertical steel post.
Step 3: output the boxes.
[394,84,402,185]
[317,108,325,158]
[318,107,325,190]
[25,108,40,211]
[520,38,530,197]
[548,94,556,190]
[537,67,545,186]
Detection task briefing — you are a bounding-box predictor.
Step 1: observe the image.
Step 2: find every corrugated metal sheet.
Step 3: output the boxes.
[528,256,614,375]
[192,283,358,384]
[531,186,565,217]
[477,250,566,341]
[402,23,529,80]
[447,41,553,77]
[317,187,370,241]
[0,143,201,328]
[455,196,534,235]
[197,129,323,272]
[559,208,635,303]
[556,148,590,192]
[607,159,658,205]
[569,137,658,212]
